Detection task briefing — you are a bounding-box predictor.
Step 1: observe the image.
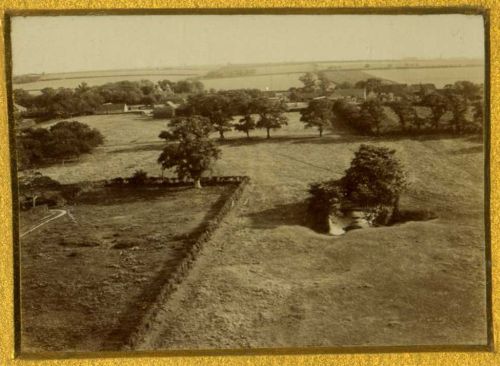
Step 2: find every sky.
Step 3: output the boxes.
[10,14,485,75]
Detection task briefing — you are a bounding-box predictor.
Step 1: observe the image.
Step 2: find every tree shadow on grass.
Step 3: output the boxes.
[215,132,483,148]
[245,201,312,230]
[290,132,483,145]
[109,142,164,154]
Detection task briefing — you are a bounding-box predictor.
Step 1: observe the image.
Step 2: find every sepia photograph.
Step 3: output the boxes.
[8,11,490,354]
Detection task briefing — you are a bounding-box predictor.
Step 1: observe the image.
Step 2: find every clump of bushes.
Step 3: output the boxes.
[309,144,409,232]
[18,171,64,209]
[152,106,175,119]
[17,121,104,169]
[128,169,148,185]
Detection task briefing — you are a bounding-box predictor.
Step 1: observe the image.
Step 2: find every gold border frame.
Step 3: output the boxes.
[0,1,498,365]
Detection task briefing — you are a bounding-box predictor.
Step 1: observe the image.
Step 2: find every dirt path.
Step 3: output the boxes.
[20,209,67,238]
[136,136,487,350]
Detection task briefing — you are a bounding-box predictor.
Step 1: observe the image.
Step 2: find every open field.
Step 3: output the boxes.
[19,184,235,352]
[27,112,488,349]
[368,66,485,88]
[14,59,484,92]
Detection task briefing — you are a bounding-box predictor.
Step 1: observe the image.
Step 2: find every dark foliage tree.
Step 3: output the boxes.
[300,98,334,137]
[152,106,175,119]
[184,94,233,139]
[253,97,288,139]
[446,93,468,134]
[129,169,148,185]
[389,100,416,132]
[158,116,220,188]
[17,121,104,168]
[235,115,256,138]
[421,93,449,130]
[341,144,408,214]
[359,99,386,135]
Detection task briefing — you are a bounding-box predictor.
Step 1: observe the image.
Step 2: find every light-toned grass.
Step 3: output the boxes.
[367,66,484,87]
[27,112,487,349]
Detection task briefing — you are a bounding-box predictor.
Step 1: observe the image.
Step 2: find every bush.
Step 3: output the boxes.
[308,145,410,233]
[308,180,344,231]
[128,169,148,185]
[17,121,104,168]
[341,144,408,209]
[152,106,175,119]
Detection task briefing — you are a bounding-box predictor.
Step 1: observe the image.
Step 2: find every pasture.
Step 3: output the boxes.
[13,59,484,93]
[19,184,235,352]
[368,66,485,88]
[29,112,488,349]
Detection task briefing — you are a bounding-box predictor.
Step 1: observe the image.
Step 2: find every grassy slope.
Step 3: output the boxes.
[30,113,487,349]
[142,116,487,349]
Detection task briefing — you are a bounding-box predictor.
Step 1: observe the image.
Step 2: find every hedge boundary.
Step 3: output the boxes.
[122,176,250,349]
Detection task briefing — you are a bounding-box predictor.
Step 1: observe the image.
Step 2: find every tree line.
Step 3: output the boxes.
[332,80,483,136]
[175,89,289,139]
[13,79,205,120]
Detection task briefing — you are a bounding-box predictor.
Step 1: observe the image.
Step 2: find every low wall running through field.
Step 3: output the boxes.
[120,176,250,349]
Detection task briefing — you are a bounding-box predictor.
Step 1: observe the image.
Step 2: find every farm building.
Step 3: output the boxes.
[328,88,366,103]
[95,103,129,115]
[285,102,309,111]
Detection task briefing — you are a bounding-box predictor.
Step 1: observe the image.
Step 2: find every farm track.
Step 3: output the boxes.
[20,209,67,238]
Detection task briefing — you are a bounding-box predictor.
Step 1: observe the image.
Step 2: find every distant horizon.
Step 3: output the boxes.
[11,14,485,75]
[12,56,485,77]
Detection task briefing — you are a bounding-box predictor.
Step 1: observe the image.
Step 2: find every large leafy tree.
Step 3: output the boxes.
[300,98,334,137]
[235,115,256,138]
[158,116,220,189]
[389,99,416,132]
[359,99,386,135]
[341,144,408,213]
[185,94,234,139]
[253,97,288,139]
[422,93,449,130]
[225,89,259,138]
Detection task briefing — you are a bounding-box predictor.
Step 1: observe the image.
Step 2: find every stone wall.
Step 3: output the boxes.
[124,176,250,349]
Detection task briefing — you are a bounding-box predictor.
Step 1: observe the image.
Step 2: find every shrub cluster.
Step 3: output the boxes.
[308,145,408,232]
[17,121,104,168]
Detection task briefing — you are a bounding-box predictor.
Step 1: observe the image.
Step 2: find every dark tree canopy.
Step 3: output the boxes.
[253,97,288,139]
[421,93,449,130]
[158,116,220,188]
[300,98,334,137]
[389,100,416,132]
[17,121,104,168]
[183,94,234,139]
[359,99,386,135]
[341,144,408,210]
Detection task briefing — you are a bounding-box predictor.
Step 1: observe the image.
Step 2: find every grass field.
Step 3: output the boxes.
[19,184,234,352]
[27,112,488,349]
[141,123,487,349]
[368,66,484,87]
[14,59,484,92]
